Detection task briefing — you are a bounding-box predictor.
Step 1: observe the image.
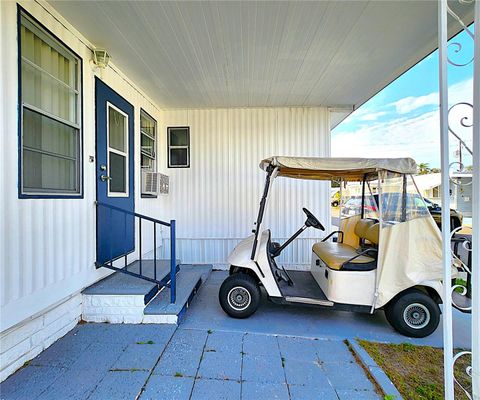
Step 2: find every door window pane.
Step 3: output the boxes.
[108,106,126,152]
[109,152,126,193]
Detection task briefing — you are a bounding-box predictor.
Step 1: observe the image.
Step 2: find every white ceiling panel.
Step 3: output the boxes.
[49,0,474,110]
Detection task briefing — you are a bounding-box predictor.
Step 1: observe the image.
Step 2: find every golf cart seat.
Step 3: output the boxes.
[312,219,379,271]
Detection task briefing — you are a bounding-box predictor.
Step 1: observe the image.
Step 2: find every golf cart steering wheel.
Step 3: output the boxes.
[303,207,325,231]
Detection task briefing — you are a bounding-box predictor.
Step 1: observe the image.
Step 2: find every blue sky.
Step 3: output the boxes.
[332,25,474,169]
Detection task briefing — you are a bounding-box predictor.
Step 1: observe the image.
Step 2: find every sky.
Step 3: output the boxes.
[332,25,474,169]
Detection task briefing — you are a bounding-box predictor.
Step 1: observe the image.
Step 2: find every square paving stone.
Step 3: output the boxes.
[30,334,92,367]
[72,341,127,372]
[97,324,176,346]
[323,362,376,391]
[64,323,109,344]
[168,329,208,352]
[289,384,339,400]
[142,375,195,400]
[197,350,241,380]
[111,343,166,371]
[204,331,244,354]
[315,340,355,363]
[88,370,149,400]
[242,333,279,357]
[154,345,204,377]
[241,381,289,400]
[283,359,330,386]
[36,367,105,400]
[336,389,381,399]
[191,378,241,400]
[242,354,285,383]
[0,366,66,400]
[277,336,318,361]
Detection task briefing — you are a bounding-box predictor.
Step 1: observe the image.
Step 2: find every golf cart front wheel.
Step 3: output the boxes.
[384,289,440,338]
[219,273,261,318]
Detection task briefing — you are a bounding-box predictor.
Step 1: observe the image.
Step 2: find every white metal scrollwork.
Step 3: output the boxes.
[439,1,478,399]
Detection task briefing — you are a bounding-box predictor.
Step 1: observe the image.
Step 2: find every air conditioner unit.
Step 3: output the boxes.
[141,171,169,196]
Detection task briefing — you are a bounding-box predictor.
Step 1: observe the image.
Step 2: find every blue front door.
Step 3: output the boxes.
[95,78,135,265]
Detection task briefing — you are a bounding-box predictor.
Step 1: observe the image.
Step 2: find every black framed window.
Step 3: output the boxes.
[19,9,82,197]
[140,110,157,171]
[168,127,190,168]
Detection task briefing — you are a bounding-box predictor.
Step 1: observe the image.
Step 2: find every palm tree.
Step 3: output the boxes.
[418,163,431,175]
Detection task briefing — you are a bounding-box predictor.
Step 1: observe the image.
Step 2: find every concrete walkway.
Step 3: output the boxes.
[182,271,471,348]
[1,324,379,400]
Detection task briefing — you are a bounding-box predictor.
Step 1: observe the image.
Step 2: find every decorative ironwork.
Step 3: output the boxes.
[441,1,477,399]
[446,4,475,67]
[453,351,473,400]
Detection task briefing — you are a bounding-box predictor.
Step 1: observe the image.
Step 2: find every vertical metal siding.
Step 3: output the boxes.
[0,0,164,331]
[156,107,330,268]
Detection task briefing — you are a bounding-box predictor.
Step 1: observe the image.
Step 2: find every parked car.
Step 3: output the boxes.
[423,198,463,231]
[342,195,463,231]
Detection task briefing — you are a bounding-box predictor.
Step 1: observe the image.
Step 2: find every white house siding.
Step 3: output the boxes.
[152,108,331,269]
[0,0,167,378]
[0,1,331,381]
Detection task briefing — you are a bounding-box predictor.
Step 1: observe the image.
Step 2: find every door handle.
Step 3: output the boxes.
[100,175,112,182]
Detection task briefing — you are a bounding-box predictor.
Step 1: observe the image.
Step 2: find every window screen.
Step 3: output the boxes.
[168,127,190,168]
[19,11,81,196]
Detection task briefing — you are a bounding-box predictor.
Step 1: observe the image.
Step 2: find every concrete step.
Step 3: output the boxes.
[144,265,212,324]
[81,262,211,324]
[83,259,180,304]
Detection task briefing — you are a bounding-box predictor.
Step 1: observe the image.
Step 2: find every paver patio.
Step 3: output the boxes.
[0,323,379,400]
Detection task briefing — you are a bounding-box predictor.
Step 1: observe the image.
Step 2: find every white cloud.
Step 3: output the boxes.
[393,92,438,114]
[332,78,474,167]
[359,111,387,121]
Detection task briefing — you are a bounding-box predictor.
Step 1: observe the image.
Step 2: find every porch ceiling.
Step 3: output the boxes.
[49,1,473,111]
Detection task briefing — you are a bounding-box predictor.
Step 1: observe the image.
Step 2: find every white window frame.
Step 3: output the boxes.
[140,110,157,172]
[19,10,82,197]
[106,102,129,198]
[168,127,190,168]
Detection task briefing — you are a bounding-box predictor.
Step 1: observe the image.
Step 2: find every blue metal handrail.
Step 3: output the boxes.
[95,201,177,303]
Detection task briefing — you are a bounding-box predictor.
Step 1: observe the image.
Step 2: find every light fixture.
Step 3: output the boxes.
[93,49,110,69]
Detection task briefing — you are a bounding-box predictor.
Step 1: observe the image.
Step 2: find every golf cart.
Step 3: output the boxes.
[219,156,450,338]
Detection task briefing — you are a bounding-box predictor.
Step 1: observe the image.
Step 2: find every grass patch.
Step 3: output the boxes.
[174,372,183,377]
[136,340,155,345]
[359,340,471,400]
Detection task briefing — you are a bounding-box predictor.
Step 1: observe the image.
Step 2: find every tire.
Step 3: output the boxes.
[219,273,261,318]
[384,289,440,338]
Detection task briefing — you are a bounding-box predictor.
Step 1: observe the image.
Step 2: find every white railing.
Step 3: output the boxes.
[438,1,478,398]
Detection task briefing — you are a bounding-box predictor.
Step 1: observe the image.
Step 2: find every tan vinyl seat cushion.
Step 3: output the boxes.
[312,242,375,270]
[354,219,380,245]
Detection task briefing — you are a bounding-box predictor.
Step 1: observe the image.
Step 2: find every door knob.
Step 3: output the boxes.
[100,175,112,181]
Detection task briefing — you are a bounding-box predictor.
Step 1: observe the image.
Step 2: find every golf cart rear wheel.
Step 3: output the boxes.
[384,289,440,338]
[219,273,261,318]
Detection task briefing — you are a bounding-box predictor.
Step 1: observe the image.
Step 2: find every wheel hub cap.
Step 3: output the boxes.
[403,303,431,329]
[227,286,251,311]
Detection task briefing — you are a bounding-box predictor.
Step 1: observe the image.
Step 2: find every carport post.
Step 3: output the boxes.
[471,1,479,398]
[438,1,454,398]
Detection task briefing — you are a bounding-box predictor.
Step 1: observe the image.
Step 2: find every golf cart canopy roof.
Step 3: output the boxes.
[260,157,417,181]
